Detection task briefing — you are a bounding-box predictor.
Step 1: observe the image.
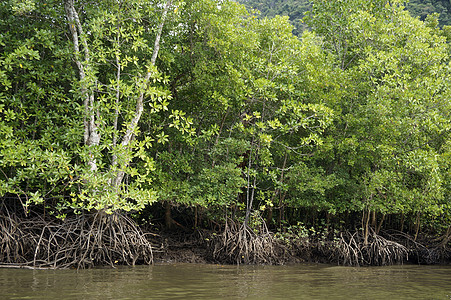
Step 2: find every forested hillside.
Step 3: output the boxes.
[1,0,450,268]
[239,0,451,34]
[408,0,451,25]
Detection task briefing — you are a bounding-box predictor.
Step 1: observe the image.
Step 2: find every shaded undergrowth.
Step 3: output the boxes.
[1,207,449,268]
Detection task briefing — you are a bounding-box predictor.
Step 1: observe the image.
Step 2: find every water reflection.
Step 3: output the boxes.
[0,264,450,299]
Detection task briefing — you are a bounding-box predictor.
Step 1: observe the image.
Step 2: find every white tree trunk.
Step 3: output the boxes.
[65,0,171,185]
[65,0,100,172]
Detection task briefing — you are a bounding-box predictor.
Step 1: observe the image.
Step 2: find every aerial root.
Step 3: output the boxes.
[335,229,408,266]
[210,218,282,265]
[0,209,153,269]
[386,230,451,264]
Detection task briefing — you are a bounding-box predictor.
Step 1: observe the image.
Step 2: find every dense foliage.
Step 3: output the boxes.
[0,0,450,260]
[239,0,451,34]
[407,0,451,26]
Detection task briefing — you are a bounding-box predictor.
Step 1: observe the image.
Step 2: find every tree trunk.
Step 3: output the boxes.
[266,206,273,228]
[65,0,100,172]
[363,208,370,246]
[376,214,385,234]
[400,212,405,232]
[414,212,421,241]
[165,201,173,230]
[371,210,376,228]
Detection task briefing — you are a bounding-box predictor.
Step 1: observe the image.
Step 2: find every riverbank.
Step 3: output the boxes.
[1,208,450,269]
[151,226,450,267]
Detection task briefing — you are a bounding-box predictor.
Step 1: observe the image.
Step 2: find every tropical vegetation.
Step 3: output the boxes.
[0,0,450,268]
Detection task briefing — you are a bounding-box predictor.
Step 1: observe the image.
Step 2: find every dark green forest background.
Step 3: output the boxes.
[239,0,451,35]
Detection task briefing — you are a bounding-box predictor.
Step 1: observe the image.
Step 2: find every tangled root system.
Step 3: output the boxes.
[0,208,153,269]
[387,230,451,265]
[336,229,408,266]
[210,218,282,265]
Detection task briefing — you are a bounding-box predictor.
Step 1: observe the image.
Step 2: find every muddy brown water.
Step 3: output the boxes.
[0,263,450,299]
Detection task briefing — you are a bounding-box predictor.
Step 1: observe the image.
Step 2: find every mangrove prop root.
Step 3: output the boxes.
[0,210,153,269]
[335,229,408,266]
[387,230,451,264]
[210,218,283,265]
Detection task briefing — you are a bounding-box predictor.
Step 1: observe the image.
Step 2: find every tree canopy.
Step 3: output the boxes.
[239,0,451,35]
[0,0,450,265]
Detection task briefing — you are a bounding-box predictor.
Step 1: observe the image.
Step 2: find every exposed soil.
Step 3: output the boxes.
[150,227,450,266]
[151,230,211,264]
[1,207,450,268]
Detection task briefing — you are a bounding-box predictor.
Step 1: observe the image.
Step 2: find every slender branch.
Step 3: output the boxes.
[151,0,171,66]
[113,0,172,187]
[112,26,122,168]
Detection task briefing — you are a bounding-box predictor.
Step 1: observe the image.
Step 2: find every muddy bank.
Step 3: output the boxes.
[1,208,449,269]
[151,225,450,266]
[152,230,211,264]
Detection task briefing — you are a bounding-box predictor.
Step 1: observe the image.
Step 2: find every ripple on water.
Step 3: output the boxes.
[0,264,450,299]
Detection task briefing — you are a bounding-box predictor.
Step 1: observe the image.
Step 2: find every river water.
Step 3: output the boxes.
[0,263,450,299]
